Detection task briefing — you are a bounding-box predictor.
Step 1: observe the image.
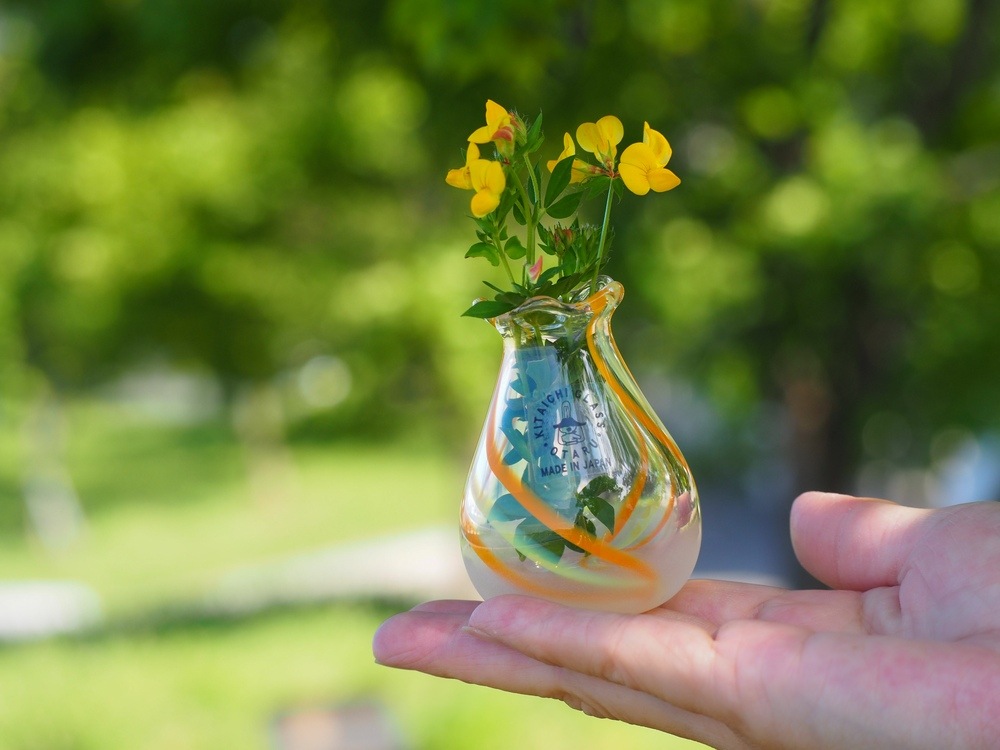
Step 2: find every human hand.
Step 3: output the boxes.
[373,492,1000,749]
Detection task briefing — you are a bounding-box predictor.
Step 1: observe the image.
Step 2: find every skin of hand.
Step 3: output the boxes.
[372,492,1000,750]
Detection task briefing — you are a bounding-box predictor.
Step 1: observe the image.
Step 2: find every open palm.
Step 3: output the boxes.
[373,492,1000,749]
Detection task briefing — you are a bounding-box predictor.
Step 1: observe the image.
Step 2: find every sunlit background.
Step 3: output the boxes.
[1,0,999,747]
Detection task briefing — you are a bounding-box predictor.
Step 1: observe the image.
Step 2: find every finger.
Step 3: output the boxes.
[790,492,931,590]
[374,607,745,748]
[467,595,731,718]
[665,579,868,634]
[374,608,541,675]
[409,599,481,616]
[557,671,747,750]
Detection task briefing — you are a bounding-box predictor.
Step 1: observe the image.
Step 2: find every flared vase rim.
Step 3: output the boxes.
[487,275,623,329]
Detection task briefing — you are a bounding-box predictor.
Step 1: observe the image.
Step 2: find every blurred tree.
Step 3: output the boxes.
[1,0,999,517]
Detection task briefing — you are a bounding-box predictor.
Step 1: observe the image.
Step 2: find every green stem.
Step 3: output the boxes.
[590,178,615,293]
[494,231,517,286]
[523,155,541,270]
[512,166,537,272]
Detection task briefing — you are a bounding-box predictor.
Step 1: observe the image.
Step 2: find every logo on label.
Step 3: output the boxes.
[529,388,610,479]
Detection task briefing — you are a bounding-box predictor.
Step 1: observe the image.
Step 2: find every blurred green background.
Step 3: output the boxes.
[1,0,999,747]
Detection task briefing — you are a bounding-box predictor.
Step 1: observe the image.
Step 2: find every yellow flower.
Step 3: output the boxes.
[446,142,506,217]
[576,115,624,168]
[468,159,506,217]
[619,122,681,196]
[468,99,514,145]
[546,132,589,183]
[446,142,479,189]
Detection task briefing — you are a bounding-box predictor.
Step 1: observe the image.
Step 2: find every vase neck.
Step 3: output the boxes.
[491,277,623,347]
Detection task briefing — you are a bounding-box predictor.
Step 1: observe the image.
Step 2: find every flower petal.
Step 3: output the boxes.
[619,142,658,195]
[620,142,658,171]
[643,122,672,166]
[446,143,481,188]
[547,132,577,173]
[470,100,513,144]
[647,167,681,192]
[470,160,506,194]
[528,256,543,282]
[560,131,576,156]
[468,125,492,144]
[577,116,624,163]
[484,99,508,128]
[596,115,624,149]
[446,167,471,189]
[619,163,649,195]
[470,189,500,217]
[576,122,603,156]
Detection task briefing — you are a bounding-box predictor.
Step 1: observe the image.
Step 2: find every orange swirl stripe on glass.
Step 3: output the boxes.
[586,291,690,474]
[585,297,677,549]
[460,404,657,603]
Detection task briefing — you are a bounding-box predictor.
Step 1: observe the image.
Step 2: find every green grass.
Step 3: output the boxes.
[0,398,707,749]
[0,605,704,750]
[0,399,462,616]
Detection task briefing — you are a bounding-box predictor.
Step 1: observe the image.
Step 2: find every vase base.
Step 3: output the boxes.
[461,518,701,614]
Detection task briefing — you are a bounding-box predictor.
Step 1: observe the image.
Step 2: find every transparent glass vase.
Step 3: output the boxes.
[461,277,701,613]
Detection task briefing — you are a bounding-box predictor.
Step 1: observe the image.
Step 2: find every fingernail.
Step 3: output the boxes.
[459,624,496,640]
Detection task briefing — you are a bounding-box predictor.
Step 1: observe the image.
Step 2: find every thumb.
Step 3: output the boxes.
[789,492,929,591]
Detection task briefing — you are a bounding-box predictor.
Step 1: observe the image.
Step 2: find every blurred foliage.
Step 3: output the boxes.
[2,0,1000,501]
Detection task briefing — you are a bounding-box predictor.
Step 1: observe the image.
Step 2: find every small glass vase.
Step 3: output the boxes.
[461,277,701,613]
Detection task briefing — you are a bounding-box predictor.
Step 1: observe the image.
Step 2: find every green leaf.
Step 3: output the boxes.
[504,236,526,259]
[489,494,530,523]
[581,475,619,498]
[577,475,619,532]
[512,202,526,225]
[509,372,536,395]
[536,266,561,286]
[482,280,506,295]
[462,299,515,318]
[500,423,532,462]
[474,215,496,233]
[584,496,616,532]
[548,272,584,298]
[582,175,614,199]
[526,169,537,205]
[545,155,574,208]
[465,242,500,267]
[563,535,586,554]
[501,397,525,427]
[497,291,527,307]
[515,524,567,560]
[526,111,543,150]
[546,190,584,219]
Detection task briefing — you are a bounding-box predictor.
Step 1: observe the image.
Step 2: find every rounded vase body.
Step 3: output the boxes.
[461,278,701,613]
